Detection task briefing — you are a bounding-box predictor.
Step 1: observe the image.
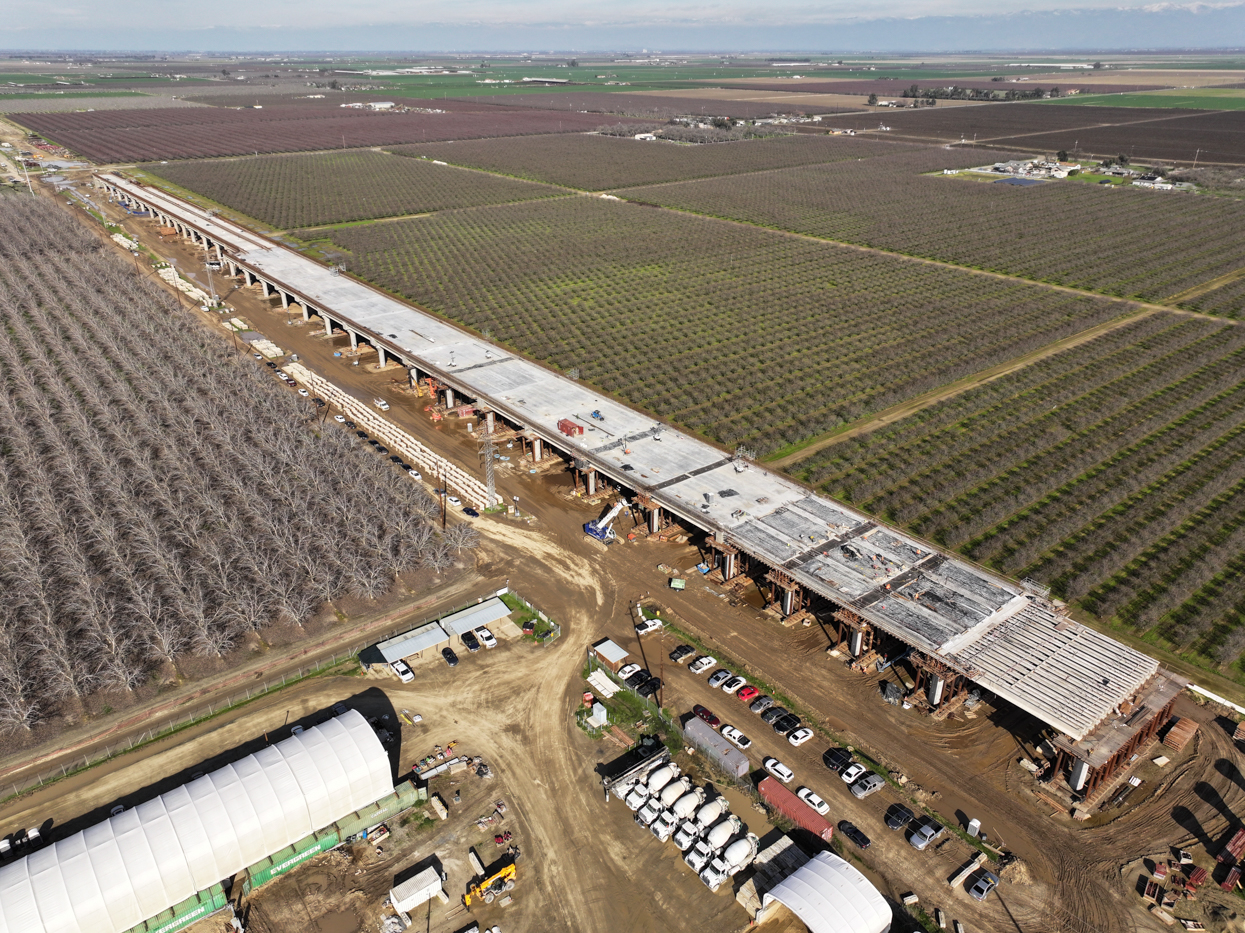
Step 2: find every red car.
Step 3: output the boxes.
[693,704,720,728]
[737,686,760,703]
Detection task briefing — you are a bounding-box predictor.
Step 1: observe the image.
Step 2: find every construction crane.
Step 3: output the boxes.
[584,500,626,543]
[464,863,517,906]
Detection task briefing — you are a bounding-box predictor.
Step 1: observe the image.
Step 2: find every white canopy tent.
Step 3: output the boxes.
[0,710,392,933]
[761,851,891,933]
[439,598,510,637]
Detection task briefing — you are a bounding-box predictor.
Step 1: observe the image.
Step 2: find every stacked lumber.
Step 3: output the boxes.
[1163,717,1199,751]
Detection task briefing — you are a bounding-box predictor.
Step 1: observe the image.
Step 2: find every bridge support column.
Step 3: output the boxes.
[377,346,387,367]
[722,551,737,581]
[302,303,311,322]
[445,387,455,409]
[927,674,945,707]
[1070,759,1090,792]
[586,470,597,496]
[280,290,289,309]
[532,437,543,462]
[849,629,864,657]
[649,507,661,534]
[324,315,333,337]
[348,330,358,352]
[485,411,495,433]
[780,586,798,617]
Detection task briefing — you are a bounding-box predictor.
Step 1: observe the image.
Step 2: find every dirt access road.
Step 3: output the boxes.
[18,190,1241,933]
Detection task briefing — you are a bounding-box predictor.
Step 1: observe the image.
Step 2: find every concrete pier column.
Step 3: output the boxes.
[927,674,945,707]
[348,330,358,352]
[849,629,864,657]
[586,471,597,495]
[228,260,239,277]
[722,551,737,581]
[260,279,271,297]
[532,438,543,462]
[377,346,387,368]
[1070,760,1090,792]
[485,411,495,433]
[445,387,455,409]
[649,507,661,534]
[301,303,311,322]
[323,315,333,337]
[780,587,797,617]
[280,291,289,309]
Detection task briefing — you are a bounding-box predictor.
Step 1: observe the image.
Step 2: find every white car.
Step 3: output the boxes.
[297,388,309,397]
[720,675,747,695]
[841,763,868,784]
[333,414,345,423]
[763,757,795,784]
[476,627,498,649]
[407,469,421,479]
[374,398,390,411]
[618,663,642,680]
[788,727,815,747]
[796,787,830,816]
[721,726,751,750]
[446,495,461,506]
[390,659,414,683]
[688,656,717,674]
[635,618,662,636]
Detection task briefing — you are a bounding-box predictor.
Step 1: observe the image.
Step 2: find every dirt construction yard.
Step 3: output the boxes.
[4,185,1245,933]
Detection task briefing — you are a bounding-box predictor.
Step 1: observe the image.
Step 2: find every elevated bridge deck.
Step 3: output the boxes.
[101,172,1165,743]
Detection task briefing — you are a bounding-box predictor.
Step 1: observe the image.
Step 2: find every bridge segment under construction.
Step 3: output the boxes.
[99,172,1185,800]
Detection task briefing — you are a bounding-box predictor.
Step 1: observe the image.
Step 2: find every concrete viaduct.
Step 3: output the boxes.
[99,172,1186,801]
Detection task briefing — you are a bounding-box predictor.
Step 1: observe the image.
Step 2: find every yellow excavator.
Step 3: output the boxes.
[464,863,517,906]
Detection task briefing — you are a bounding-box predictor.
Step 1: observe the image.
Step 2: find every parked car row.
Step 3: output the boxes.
[674,639,986,894]
[389,627,498,681]
[618,663,662,699]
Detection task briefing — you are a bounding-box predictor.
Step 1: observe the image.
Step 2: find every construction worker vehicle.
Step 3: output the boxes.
[464,863,516,906]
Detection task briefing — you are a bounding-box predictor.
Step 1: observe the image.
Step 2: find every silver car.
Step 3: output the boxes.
[850,773,886,799]
[908,817,946,850]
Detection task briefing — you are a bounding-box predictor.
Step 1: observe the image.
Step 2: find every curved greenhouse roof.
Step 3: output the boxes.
[763,851,891,933]
[0,709,391,933]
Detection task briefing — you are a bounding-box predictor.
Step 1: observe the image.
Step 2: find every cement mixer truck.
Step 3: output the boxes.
[670,788,705,821]
[673,797,725,851]
[700,833,759,892]
[657,777,691,809]
[683,815,742,873]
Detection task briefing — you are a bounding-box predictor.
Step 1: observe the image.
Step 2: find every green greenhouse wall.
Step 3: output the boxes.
[124,883,228,933]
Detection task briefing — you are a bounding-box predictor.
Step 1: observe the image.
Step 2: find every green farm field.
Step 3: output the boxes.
[388,132,915,190]
[296,195,1129,455]
[790,311,1245,677]
[616,148,1245,303]
[1047,88,1245,109]
[147,150,568,229]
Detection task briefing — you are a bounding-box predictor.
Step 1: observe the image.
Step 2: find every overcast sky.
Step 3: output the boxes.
[2,0,1243,51]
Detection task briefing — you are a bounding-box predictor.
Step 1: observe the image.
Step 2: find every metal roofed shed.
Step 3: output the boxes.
[684,716,749,779]
[376,621,450,662]
[591,637,632,672]
[390,866,447,913]
[439,598,510,637]
[760,851,891,933]
[0,710,392,933]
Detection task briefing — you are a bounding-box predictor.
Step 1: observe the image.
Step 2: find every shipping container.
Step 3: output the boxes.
[557,418,584,437]
[123,883,228,933]
[241,830,339,893]
[757,776,835,843]
[683,717,749,779]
